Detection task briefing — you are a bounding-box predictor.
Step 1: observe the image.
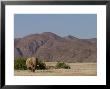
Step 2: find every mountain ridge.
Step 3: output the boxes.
[14,32,97,63]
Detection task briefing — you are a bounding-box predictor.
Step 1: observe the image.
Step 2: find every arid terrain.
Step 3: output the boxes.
[14,62,97,76]
[14,32,97,76]
[14,32,97,62]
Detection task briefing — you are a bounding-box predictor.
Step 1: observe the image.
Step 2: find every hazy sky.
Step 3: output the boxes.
[14,14,97,39]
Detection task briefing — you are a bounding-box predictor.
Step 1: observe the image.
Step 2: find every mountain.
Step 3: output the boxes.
[14,32,97,62]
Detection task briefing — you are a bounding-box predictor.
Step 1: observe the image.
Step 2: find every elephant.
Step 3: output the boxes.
[26,57,38,72]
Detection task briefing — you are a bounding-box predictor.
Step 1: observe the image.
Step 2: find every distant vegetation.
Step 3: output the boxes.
[36,61,46,70]
[55,62,71,69]
[14,57,46,70]
[14,57,71,70]
[14,57,27,70]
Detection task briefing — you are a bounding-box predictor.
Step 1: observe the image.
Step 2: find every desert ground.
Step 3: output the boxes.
[14,62,97,76]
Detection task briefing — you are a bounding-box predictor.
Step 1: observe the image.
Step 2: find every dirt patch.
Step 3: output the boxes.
[14,62,97,76]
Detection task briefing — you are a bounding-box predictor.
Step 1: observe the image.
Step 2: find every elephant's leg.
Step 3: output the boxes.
[27,66,32,72]
[32,69,35,72]
[32,65,36,72]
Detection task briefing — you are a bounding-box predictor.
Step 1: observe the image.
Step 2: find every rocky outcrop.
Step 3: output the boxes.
[14,32,97,62]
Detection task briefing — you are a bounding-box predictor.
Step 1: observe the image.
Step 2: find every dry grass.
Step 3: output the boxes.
[14,62,97,76]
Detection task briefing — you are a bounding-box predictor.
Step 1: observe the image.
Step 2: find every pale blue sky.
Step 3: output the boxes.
[14,14,97,39]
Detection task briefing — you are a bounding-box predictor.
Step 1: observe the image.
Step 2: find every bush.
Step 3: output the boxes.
[14,57,47,70]
[36,61,46,70]
[14,57,27,70]
[55,62,70,69]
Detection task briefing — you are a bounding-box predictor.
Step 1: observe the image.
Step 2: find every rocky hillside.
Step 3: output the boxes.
[14,32,97,62]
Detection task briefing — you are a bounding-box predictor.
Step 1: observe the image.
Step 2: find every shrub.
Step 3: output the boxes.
[14,57,27,70]
[36,61,46,70]
[14,57,47,70]
[55,62,70,69]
